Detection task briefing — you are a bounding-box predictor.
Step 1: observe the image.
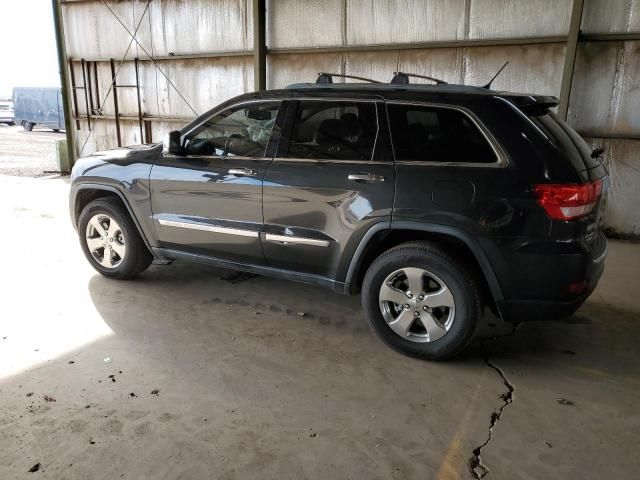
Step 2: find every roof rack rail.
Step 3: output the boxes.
[316,72,381,84]
[391,72,448,85]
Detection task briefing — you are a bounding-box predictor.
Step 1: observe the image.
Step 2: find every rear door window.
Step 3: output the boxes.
[285,101,378,161]
[387,103,497,164]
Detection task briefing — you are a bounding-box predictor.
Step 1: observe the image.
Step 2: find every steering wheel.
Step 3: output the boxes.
[223,133,243,156]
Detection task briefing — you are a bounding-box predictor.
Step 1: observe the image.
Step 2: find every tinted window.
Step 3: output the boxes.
[388,104,497,163]
[185,101,280,157]
[528,110,600,170]
[287,101,377,161]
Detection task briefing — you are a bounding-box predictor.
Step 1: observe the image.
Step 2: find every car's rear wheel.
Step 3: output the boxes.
[78,198,152,279]
[362,241,481,360]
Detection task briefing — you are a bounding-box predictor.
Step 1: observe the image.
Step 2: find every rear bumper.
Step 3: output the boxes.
[497,233,607,322]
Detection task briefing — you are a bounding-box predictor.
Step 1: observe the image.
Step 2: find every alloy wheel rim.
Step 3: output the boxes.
[378,267,455,343]
[85,214,126,269]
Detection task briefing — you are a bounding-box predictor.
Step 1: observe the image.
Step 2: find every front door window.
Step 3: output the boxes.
[184,101,281,157]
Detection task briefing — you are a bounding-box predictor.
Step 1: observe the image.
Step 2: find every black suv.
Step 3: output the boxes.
[70,73,608,360]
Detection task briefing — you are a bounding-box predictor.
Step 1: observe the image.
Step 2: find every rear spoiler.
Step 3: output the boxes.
[496,94,559,111]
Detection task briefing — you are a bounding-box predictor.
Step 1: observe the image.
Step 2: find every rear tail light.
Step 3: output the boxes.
[533,179,603,220]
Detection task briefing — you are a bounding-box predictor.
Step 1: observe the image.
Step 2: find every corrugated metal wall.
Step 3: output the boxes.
[61,0,639,234]
[573,0,640,235]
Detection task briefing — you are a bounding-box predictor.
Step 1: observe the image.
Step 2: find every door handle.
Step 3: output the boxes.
[228,168,257,177]
[347,173,385,183]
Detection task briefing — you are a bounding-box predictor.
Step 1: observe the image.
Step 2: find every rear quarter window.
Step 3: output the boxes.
[528,110,600,170]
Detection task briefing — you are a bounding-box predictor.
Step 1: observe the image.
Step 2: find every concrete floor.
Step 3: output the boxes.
[0,174,639,480]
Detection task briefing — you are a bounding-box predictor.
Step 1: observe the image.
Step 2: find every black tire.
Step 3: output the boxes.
[78,197,153,279]
[52,129,60,132]
[23,122,34,132]
[362,241,482,360]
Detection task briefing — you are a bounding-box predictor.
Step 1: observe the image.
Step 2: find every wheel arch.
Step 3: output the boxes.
[344,222,504,313]
[72,183,156,257]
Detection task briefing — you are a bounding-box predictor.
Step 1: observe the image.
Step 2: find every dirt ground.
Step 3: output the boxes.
[0,137,639,479]
[0,124,63,176]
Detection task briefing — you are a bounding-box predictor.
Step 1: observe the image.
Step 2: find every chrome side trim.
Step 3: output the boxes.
[265,233,330,247]
[384,100,509,168]
[158,219,259,238]
[272,158,388,165]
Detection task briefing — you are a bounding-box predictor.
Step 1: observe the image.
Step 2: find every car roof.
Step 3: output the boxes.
[230,83,558,109]
[182,81,558,133]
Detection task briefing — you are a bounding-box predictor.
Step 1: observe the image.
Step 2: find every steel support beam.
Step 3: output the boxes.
[109,59,122,147]
[558,0,585,120]
[581,32,640,42]
[253,0,266,91]
[268,36,568,56]
[52,0,76,169]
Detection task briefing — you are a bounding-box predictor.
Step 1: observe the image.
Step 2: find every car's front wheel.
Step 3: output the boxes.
[362,241,481,360]
[78,198,152,279]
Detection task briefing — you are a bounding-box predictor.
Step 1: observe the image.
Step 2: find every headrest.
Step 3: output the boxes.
[317,118,344,142]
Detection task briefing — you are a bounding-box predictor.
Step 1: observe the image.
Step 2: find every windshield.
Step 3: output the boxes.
[528,109,600,170]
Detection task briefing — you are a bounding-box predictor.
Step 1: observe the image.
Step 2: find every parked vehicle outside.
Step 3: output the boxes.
[68,73,608,360]
[0,100,14,125]
[12,87,65,132]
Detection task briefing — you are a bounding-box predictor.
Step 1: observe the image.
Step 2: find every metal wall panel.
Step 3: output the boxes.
[76,121,141,156]
[463,44,565,95]
[346,0,467,45]
[271,44,564,95]
[587,137,640,235]
[267,0,344,48]
[150,121,189,144]
[63,0,252,60]
[145,0,252,56]
[139,57,253,118]
[582,0,640,33]
[63,0,152,60]
[468,0,572,38]
[568,41,640,135]
[267,53,342,89]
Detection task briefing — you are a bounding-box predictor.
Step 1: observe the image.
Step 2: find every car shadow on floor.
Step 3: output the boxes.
[85,260,638,370]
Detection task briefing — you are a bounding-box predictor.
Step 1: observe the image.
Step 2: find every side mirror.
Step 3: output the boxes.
[163,130,185,155]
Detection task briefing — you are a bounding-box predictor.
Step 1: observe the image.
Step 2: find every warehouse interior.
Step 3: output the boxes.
[1,1,639,479]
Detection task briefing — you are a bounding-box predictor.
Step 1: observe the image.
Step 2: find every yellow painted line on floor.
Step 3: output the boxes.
[436,373,487,480]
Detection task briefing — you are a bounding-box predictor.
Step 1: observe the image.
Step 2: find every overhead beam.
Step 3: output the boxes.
[253,0,266,90]
[268,36,568,55]
[558,0,585,120]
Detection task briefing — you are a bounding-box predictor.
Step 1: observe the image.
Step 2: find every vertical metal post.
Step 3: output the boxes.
[109,58,122,147]
[68,60,81,130]
[558,0,584,120]
[93,61,100,109]
[51,0,76,168]
[80,59,92,130]
[253,0,266,91]
[87,61,95,113]
[144,121,153,144]
[134,57,145,143]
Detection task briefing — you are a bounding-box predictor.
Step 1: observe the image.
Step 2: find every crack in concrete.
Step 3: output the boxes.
[468,329,518,479]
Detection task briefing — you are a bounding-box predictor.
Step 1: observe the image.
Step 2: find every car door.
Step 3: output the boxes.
[149,100,282,265]
[262,98,395,282]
